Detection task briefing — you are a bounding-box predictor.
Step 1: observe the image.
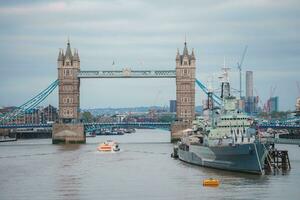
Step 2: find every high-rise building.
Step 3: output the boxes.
[169,100,176,113]
[245,96,258,114]
[296,97,300,116]
[246,71,253,98]
[175,42,196,124]
[268,96,279,112]
[57,40,80,123]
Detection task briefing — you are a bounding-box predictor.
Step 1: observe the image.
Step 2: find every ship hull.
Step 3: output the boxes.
[178,142,268,174]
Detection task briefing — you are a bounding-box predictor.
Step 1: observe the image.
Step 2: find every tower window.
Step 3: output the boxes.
[63,69,70,76]
[184,61,188,65]
[183,69,187,75]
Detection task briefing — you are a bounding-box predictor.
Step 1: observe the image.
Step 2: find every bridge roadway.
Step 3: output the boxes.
[265,138,300,145]
[259,124,300,129]
[78,70,176,78]
[0,122,172,131]
[258,117,300,130]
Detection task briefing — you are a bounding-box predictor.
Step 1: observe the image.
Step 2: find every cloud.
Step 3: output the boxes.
[0,2,67,14]
[0,0,299,110]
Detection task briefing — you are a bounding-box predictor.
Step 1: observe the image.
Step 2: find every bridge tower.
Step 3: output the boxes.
[171,42,196,141]
[57,40,80,122]
[53,40,85,144]
[176,42,195,123]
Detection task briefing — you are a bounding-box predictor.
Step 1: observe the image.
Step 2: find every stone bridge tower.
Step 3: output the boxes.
[171,42,196,142]
[53,40,84,144]
[176,42,195,124]
[57,40,80,123]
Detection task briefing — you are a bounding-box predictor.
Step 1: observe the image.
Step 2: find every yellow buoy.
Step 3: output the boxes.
[203,178,220,187]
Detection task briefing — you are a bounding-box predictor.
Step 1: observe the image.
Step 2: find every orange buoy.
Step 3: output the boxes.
[203,178,220,187]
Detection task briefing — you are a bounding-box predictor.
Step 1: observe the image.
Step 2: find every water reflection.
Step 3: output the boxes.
[58,144,81,151]
[56,144,82,200]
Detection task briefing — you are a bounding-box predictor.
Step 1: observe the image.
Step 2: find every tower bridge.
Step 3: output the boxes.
[55,40,195,143]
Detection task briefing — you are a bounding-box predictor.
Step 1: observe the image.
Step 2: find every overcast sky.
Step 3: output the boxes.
[0,0,299,110]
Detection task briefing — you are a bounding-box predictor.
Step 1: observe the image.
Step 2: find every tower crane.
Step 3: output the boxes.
[254,88,266,112]
[237,45,248,98]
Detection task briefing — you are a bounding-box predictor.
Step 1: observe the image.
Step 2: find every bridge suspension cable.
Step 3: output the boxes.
[195,79,222,106]
[0,80,59,124]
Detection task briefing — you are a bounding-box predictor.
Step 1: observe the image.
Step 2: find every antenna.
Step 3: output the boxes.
[221,57,231,83]
[207,75,214,93]
[237,45,248,98]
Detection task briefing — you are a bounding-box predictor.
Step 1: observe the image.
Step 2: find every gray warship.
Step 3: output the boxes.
[174,66,270,174]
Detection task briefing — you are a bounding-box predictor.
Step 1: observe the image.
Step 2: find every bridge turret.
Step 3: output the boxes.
[176,49,180,62]
[190,49,196,63]
[65,40,72,57]
[183,42,189,56]
[72,49,80,68]
[57,49,64,61]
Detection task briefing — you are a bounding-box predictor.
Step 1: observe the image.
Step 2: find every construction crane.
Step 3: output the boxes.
[237,45,248,98]
[254,88,266,112]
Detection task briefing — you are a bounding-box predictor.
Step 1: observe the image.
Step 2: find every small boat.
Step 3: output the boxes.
[203,178,220,187]
[97,140,120,152]
[86,131,96,137]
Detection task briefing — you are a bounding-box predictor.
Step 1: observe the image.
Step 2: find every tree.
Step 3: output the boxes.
[158,114,176,123]
[81,111,94,123]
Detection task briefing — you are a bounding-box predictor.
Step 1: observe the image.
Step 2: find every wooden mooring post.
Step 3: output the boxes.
[264,145,291,174]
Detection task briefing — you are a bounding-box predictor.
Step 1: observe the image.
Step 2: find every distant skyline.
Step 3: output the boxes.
[0,0,299,111]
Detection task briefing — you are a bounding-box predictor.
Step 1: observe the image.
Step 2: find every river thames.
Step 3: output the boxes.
[0,129,299,200]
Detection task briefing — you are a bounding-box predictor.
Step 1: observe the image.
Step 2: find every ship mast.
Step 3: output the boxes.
[219,57,231,99]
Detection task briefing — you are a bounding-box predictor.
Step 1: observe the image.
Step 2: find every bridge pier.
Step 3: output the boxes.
[52,123,85,144]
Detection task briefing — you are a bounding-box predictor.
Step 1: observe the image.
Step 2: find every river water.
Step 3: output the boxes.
[0,129,300,200]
